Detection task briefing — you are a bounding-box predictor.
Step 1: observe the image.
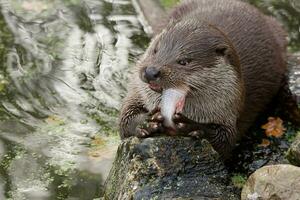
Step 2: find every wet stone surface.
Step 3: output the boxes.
[104,137,238,200]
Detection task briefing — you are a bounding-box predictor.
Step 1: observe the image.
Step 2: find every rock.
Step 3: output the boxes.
[286,135,300,166]
[288,52,300,103]
[104,137,238,200]
[241,164,300,200]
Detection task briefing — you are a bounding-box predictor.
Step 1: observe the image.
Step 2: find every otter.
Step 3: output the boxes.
[119,0,295,157]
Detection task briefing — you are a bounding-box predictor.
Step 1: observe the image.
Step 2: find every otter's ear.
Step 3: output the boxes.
[215,45,229,57]
[215,45,235,65]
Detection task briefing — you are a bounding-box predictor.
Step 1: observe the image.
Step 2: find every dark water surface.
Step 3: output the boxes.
[0,0,299,199]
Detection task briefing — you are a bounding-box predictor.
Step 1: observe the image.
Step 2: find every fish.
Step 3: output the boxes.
[160,88,187,129]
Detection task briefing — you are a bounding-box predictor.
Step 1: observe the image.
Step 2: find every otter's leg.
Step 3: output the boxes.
[119,94,164,138]
[119,94,147,138]
[204,124,237,159]
[173,114,237,158]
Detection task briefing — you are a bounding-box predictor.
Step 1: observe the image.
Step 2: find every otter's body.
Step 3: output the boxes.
[119,0,288,157]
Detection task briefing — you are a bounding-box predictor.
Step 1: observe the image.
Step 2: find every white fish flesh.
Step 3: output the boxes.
[160,88,186,128]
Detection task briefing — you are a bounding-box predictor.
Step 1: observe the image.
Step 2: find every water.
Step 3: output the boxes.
[0,0,149,199]
[0,0,299,199]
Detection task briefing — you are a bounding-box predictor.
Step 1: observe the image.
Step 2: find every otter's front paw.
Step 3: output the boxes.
[172,113,205,137]
[136,108,165,138]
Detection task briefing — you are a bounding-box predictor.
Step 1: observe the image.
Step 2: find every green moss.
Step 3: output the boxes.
[0,12,13,97]
[62,0,81,6]
[0,76,8,93]
[0,13,14,68]
[159,0,180,8]
[231,174,247,188]
[90,113,118,136]
[285,131,298,143]
[0,144,27,199]
[284,125,300,143]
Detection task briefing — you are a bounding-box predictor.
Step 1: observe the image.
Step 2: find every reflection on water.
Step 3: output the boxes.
[0,0,149,199]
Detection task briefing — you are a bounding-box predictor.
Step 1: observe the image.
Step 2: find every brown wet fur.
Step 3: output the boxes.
[119,0,298,158]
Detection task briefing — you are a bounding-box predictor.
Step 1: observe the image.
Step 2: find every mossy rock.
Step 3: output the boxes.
[286,135,300,166]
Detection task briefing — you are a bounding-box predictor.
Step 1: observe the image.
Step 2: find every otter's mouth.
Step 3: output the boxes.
[148,82,162,93]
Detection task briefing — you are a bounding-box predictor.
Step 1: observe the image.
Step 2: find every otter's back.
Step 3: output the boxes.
[174,0,287,133]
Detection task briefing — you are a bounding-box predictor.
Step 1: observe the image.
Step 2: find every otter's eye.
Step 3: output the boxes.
[177,58,191,66]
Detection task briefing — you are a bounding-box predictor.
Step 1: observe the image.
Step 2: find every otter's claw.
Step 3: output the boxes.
[136,122,163,138]
[136,128,150,138]
[172,113,204,136]
[136,107,165,138]
[149,112,164,122]
[148,107,161,116]
[173,113,192,123]
[188,130,205,138]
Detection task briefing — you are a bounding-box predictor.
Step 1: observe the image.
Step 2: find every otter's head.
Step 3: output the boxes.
[139,20,242,96]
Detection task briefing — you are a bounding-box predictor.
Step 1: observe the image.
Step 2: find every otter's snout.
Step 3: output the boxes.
[144,66,161,82]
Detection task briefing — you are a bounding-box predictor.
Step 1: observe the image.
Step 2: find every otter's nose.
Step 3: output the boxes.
[144,66,161,82]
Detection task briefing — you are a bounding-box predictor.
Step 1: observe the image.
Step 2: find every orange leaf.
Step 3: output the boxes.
[261,117,286,138]
[258,139,271,147]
